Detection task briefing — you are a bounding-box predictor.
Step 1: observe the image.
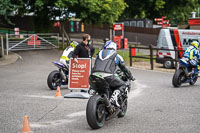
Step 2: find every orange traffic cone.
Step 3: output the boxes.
[22,116,32,133]
[56,86,61,97]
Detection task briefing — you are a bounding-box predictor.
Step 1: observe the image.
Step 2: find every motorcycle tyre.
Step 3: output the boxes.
[117,99,128,118]
[47,70,61,90]
[172,69,185,87]
[189,76,198,85]
[86,95,106,129]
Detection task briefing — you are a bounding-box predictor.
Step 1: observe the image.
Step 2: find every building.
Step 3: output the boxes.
[188,18,200,30]
[118,18,153,28]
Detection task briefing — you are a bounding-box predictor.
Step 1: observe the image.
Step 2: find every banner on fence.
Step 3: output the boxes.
[27,34,41,45]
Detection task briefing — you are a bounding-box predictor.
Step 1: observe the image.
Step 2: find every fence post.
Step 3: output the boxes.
[6,33,8,55]
[129,45,132,66]
[34,34,36,48]
[57,33,59,48]
[61,22,65,49]
[1,36,4,57]
[149,44,153,70]
[175,48,178,71]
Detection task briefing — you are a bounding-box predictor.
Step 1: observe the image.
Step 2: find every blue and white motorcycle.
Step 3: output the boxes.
[172,57,200,87]
[47,62,69,90]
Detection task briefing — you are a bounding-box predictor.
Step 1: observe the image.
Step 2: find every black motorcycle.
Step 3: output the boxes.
[172,58,200,87]
[47,61,69,90]
[86,70,132,129]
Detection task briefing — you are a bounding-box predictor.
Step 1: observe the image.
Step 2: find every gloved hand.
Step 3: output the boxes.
[130,74,136,81]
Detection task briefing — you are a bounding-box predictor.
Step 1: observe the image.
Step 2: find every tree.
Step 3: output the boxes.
[55,0,127,25]
[121,0,200,25]
[0,0,127,31]
[0,0,24,24]
[121,0,165,19]
[160,0,199,25]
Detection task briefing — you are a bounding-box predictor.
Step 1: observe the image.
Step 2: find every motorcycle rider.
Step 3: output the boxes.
[91,41,135,106]
[181,41,200,76]
[60,41,79,66]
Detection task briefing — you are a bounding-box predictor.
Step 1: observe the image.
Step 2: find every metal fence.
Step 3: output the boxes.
[6,33,59,55]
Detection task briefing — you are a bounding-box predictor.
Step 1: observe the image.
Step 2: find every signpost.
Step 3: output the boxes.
[154,16,170,28]
[14,28,19,36]
[64,58,91,98]
[113,23,128,49]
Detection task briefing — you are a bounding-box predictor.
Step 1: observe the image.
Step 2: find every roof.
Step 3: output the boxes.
[118,18,152,22]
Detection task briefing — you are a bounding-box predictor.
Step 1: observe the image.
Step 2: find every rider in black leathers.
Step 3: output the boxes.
[92,41,135,106]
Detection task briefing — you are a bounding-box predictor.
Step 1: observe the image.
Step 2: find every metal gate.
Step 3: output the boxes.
[6,33,59,55]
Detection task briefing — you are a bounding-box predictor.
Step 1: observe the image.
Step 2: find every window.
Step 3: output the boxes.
[123,21,129,26]
[137,21,144,27]
[130,21,136,27]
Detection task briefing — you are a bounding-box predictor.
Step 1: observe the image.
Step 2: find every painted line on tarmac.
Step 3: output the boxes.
[129,66,174,75]
[66,110,85,118]
[30,119,73,128]
[30,111,86,129]
[17,54,23,60]
[128,80,146,100]
[23,95,64,99]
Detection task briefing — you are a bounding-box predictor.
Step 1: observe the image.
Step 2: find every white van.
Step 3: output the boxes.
[156,29,200,68]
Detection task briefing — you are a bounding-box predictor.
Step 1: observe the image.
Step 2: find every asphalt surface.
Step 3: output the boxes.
[0,49,200,133]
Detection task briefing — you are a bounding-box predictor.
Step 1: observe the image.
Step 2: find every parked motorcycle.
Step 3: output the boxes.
[172,58,200,87]
[86,70,133,129]
[47,61,69,90]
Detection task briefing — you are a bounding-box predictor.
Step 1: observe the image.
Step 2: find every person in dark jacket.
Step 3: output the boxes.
[72,34,95,93]
[92,41,135,106]
[72,34,95,63]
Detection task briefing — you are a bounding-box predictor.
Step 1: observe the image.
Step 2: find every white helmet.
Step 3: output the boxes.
[104,41,117,51]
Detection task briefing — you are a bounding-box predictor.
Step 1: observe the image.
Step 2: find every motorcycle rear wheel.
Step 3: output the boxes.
[47,70,62,90]
[172,69,185,87]
[86,95,106,129]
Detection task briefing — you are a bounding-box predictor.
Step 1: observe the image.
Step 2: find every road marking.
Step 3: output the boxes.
[128,80,146,100]
[66,110,85,118]
[30,119,73,128]
[23,95,63,99]
[129,66,174,75]
[17,54,23,60]
[30,111,86,129]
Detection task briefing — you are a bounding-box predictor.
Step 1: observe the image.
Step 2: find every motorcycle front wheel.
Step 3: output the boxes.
[189,76,198,85]
[172,69,185,87]
[118,99,128,118]
[86,95,106,129]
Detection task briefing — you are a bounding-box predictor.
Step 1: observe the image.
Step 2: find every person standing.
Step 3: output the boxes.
[72,34,95,93]
[72,34,95,63]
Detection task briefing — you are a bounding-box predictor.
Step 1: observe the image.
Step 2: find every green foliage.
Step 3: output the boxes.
[2,0,199,29]
[121,0,200,25]
[66,0,127,25]
[0,0,127,31]
[0,0,24,24]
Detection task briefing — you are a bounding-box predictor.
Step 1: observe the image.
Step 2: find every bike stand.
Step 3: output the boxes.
[64,90,91,99]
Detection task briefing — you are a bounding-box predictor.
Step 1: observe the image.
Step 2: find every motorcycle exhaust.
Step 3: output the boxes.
[60,69,67,81]
[102,94,113,114]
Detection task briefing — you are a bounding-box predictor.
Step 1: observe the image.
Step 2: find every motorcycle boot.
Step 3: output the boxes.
[198,71,200,77]
[110,85,126,107]
[197,66,200,77]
